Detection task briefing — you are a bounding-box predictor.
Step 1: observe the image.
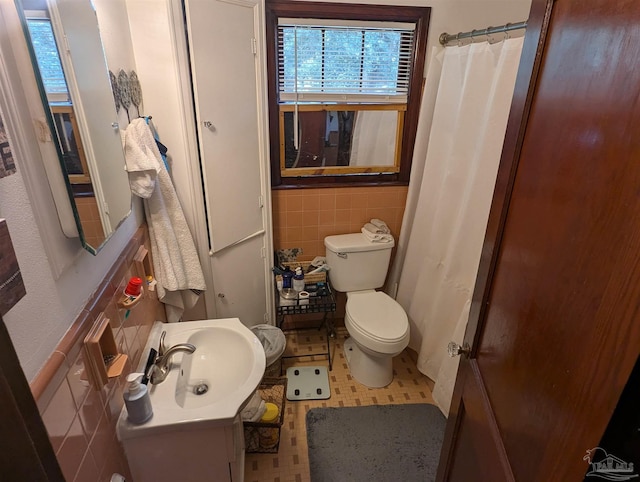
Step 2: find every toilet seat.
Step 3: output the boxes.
[345,291,409,355]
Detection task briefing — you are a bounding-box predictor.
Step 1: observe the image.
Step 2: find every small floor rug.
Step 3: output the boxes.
[306,404,446,482]
[286,366,331,401]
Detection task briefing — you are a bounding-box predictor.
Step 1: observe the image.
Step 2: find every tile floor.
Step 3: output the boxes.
[244,325,435,482]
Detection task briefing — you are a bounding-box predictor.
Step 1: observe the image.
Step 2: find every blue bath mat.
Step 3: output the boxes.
[286,366,331,401]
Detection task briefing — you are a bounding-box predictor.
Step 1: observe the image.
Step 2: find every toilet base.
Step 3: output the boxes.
[343,338,393,388]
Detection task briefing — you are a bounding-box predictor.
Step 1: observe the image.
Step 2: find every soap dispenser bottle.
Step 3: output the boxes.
[124,372,153,424]
[293,266,305,292]
[282,266,294,289]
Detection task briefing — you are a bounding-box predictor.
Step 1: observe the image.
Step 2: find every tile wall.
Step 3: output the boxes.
[30,226,166,482]
[273,185,409,325]
[272,185,409,261]
[75,196,107,248]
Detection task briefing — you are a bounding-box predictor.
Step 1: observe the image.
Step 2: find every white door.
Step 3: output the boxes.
[185,0,272,326]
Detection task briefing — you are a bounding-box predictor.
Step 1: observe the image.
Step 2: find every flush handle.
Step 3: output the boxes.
[337,252,348,259]
[448,341,471,358]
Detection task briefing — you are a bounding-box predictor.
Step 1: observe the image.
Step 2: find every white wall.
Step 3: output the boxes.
[1,0,531,381]
[125,0,212,320]
[286,0,532,66]
[94,0,141,130]
[0,0,143,381]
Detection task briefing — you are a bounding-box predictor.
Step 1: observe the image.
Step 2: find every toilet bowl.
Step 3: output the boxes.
[325,232,410,388]
[343,290,409,387]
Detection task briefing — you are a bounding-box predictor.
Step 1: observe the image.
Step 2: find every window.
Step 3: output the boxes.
[266,1,430,187]
[278,21,414,102]
[25,11,90,187]
[25,14,70,102]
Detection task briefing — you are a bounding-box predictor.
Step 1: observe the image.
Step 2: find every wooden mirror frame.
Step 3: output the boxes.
[279,103,405,178]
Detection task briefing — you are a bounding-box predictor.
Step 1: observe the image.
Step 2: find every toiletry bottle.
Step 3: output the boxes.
[293,266,305,292]
[282,266,294,289]
[124,373,153,424]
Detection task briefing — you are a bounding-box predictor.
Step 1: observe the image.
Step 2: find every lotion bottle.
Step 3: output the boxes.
[293,266,305,292]
[124,373,153,424]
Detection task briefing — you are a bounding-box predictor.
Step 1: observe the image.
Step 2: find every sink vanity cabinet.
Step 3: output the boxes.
[119,414,245,482]
[116,319,265,482]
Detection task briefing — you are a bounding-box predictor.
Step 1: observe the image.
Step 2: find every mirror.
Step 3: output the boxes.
[17,0,132,254]
[279,104,404,177]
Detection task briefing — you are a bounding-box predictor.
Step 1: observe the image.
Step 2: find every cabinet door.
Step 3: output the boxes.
[185,0,271,324]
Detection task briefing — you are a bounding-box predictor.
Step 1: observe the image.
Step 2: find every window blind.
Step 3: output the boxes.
[277,20,416,103]
[26,17,69,99]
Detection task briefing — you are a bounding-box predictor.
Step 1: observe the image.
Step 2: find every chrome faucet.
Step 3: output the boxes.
[147,331,196,384]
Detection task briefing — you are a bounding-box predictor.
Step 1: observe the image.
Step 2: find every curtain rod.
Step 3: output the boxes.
[439,21,527,46]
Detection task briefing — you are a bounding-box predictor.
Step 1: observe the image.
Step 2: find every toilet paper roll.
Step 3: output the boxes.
[298,290,310,305]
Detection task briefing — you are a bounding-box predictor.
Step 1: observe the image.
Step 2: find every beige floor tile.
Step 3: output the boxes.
[244,328,435,482]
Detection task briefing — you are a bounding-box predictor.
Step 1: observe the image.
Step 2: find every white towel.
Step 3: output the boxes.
[361,227,393,243]
[369,218,391,234]
[124,119,206,322]
[123,121,158,198]
[241,391,267,422]
[363,222,388,235]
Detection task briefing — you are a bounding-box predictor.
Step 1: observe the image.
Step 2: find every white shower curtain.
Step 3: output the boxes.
[349,111,397,166]
[392,37,524,416]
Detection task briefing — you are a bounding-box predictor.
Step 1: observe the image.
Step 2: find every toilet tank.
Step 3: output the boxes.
[324,233,394,292]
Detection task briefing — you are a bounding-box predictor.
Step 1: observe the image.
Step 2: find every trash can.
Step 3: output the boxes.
[251,324,286,377]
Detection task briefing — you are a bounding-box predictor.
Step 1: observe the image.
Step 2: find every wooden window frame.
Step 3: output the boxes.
[279,103,406,177]
[266,0,430,189]
[50,104,92,185]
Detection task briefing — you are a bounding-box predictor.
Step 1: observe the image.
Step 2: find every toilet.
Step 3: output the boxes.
[325,233,409,388]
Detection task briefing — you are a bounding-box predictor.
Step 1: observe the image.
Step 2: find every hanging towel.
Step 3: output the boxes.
[124,118,206,322]
[369,218,391,233]
[144,116,170,173]
[361,227,394,243]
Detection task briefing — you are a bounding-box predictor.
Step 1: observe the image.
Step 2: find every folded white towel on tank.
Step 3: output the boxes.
[361,227,393,243]
[369,218,391,233]
[363,222,387,234]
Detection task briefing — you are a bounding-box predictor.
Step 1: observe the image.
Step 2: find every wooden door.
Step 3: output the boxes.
[438,0,640,480]
[0,318,64,480]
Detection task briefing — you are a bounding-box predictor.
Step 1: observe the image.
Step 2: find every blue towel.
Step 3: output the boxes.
[144,116,169,172]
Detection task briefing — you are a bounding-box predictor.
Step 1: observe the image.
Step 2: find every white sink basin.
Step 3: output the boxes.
[175,326,260,409]
[117,318,266,438]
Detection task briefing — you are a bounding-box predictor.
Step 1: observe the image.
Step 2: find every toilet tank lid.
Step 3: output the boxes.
[324,233,395,253]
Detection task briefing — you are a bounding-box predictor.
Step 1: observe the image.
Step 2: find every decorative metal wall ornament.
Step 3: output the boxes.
[129,70,143,116]
[109,70,121,112]
[117,69,131,121]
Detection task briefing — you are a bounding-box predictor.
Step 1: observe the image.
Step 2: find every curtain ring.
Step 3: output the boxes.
[504,23,511,40]
[456,32,461,47]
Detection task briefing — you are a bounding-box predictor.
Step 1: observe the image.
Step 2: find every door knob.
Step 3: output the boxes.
[217,293,225,299]
[203,120,214,130]
[447,341,471,358]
